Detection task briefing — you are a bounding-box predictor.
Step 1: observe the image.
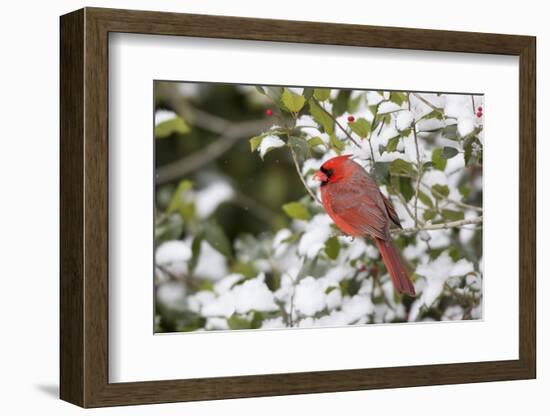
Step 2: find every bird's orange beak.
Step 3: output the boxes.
[312,171,328,182]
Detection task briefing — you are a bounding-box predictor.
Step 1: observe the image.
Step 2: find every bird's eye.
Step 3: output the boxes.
[321,167,334,178]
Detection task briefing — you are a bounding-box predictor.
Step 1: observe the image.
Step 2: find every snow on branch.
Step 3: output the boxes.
[392,216,483,236]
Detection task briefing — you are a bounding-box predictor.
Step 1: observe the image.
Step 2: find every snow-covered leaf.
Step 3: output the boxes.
[258,135,285,159]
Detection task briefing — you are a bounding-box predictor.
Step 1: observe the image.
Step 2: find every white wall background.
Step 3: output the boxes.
[0,1,545,414]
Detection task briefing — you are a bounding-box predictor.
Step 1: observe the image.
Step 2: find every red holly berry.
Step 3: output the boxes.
[477,106,483,112]
[265,108,273,117]
[369,265,379,277]
[359,264,367,272]
[347,115,355,123]
[476,111,483,118]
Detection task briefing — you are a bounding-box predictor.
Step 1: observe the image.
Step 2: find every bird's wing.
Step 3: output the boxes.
[381,193,402,229]
[326,177,390,240]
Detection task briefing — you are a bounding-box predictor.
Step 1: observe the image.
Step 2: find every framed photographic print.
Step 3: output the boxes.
[60,7,536,408]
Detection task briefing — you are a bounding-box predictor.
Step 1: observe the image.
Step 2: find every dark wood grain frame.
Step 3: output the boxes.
[60,7,536,408]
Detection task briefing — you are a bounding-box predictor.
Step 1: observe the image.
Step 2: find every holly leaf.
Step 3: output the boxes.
[431,184,450,199]
[313,88,331,101]
[432,148,447,170]
[309,99,334,134]
[303,88,314,100]
[249,134,266,152]
[423,209,437,221]
[307,136,326,150]
[372,162,391,183]
[167,180,195,220]
[329,133,345,153]
[188,234,203,274]
[418,191,434,208]
[442,124,459,140]
[282,202,311,221]
[389,159,415,177]
[282,88,306,113]
[399,177,414,201]
[155,116,190,139]
[386,136,400,152]
[288,136,308,163]
[389,92,407,106]
[324,236,340,260]
[442,146,459,159]
[333,90,351,116]
[264,87,285,108]
[227,314,252,330]
[204,221,232,258]
[421,109,445,121]
[349,118,371,138]
[441,209,464,221]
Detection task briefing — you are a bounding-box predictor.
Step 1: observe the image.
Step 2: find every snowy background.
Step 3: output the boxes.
[153,82,483,332]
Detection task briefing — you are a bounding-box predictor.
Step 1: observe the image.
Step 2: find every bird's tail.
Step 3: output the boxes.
[375,238,416,296]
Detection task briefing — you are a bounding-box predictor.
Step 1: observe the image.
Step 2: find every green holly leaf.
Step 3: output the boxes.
[399,177,414,201]
[313,88,331,101]
[307,136,326,150]
[333,90,351,116]
[288,136,309,163]
[264,87,285,108]
[421,109,445,121]
[329,133,346,153]
[324,236,340,260]
[441,209,464,221]
[389,92,407,106]
[432,148,447,170]
[167,180,195,220]
[188,233,203,273]
[204,221,232,258]
[309,99,334,134]
[282,88,306,113]
[249,135,265,152]
[442,146,459,159]
[372,162,391,183]
[282,201,311,221]
[227,314,252,330]
[155,116,190,139]
[418,191,434,208]
[303,88,314,100]
[423,209,437,221]
[386,136,400,152]
[431,184,450,199]
[389,159,415,176]
[349,118,371,138]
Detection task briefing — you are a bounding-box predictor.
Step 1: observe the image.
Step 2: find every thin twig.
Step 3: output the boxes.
[422,183,483,212]
[367,137,376,162]
[392,191,418,225]
[411,93,440,112]
[156,117,269,184]
[408,93,422,227]
[311,97,361,148]
[411,93,457,121]
[391,216,483,236]
[289,145,321,204]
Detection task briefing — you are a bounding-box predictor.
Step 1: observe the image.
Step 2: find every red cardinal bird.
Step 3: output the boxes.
[313,155,416,296]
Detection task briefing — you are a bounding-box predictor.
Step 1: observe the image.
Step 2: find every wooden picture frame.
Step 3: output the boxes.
[60,7,536,408]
